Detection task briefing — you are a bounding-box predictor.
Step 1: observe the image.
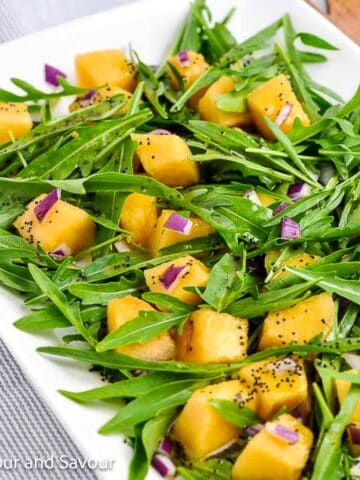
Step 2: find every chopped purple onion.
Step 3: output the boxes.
[51,243,71,258]
[243,190,261,205]
[245,423,264,437]
[288,183,311,202]
[267,422,299,444]
[160,265,186,291]
[268,357,299,374]
[78,89,97,107]
[164,213,193,235]
[158,437,173,455]
[150,129,171,135]
[281,216,300,239]
[273,202,290,216]
[44,64,67,87]
[34,188,61,222]
[152,454,176,478]
[275,102,293,127]
[349,424,360,445]
[177,50,190,67]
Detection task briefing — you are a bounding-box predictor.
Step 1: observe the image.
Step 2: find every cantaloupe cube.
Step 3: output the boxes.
[259,293,334,350]
[0,102,32,145]
[172,380,257,460]
[144,255,209,305]
[167,51,209,108]
[198,76,252,127]
[176,308,248,364]
[75,49,137,91]
[265,250,320,282]
[149,209,214,257]
[107,295,175,361]
[69,86,133,115]
[257,192,277,207]
[13,193,95,255]
[232,413,313,480]
[239,357,309,420]
[120,193,158,248]
[132,133,200,187]
[247,74,310,140]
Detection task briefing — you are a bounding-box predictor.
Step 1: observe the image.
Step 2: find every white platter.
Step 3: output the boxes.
[0,0,359,478]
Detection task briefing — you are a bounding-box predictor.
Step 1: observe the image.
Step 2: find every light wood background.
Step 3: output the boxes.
[307,0,360,44]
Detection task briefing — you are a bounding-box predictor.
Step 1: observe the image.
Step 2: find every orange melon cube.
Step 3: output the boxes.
[13,193,95,255]
[0,102,32,145]
[198,76,252,127]
[75,49,137,91]
[120,193,158,248]
[247,74,310,140]
[107,295,175,361]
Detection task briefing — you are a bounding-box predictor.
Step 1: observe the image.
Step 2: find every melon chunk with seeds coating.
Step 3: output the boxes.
[238,356,309,420]
[75,49,137,91]
[144,255,209,305]
[176,308,248,364]
[13,193,95,255]
[172,380,257,460]
[265,250,320,281]
[259,293,334,350]
[198,76,252,127]
[247,74,310,140]
[0,102,32,145]
[232,413,313,480]
[120,193,158,248]
[132,133,200,187]
[107,295,175,361]
[70,86,133,115]
[149,209,214,257]
[167,51,209,108]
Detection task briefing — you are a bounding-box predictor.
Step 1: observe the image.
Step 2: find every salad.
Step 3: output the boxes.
[0,1,359,479]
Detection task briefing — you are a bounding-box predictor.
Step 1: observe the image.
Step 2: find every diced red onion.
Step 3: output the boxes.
[319,164,335,186]
[245,423,264,437]
[44,64,67,87]
[275,103,293,127]
[177,50,190,67]
[164,213,193,235]
[288,183,311,202]
[34,188,61,222]
[348,424,360,444]
[158,437,173,455]
[268,357,299,374]
[267,422,299,444]
[343,353,360,370]
[78,89,97,107]
[152,454,176,478]
[273,202,290,216]
[114,240,131,252]
[51,244,71,258]
[281,216,300,239]
[244,190,261,205]
[160,265,186,291]
[150,129,171,135]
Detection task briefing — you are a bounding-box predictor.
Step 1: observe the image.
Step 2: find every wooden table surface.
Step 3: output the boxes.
[307,0,360,44]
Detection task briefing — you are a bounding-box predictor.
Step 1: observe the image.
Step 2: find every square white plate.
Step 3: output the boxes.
[0,0,359,478]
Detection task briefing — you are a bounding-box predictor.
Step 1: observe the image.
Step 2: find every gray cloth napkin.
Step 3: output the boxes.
[0,339,98,480]
[0,3,130,478]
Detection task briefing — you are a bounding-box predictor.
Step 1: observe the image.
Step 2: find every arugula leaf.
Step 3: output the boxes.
[209,399,260,427]
[96,310,189,352]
